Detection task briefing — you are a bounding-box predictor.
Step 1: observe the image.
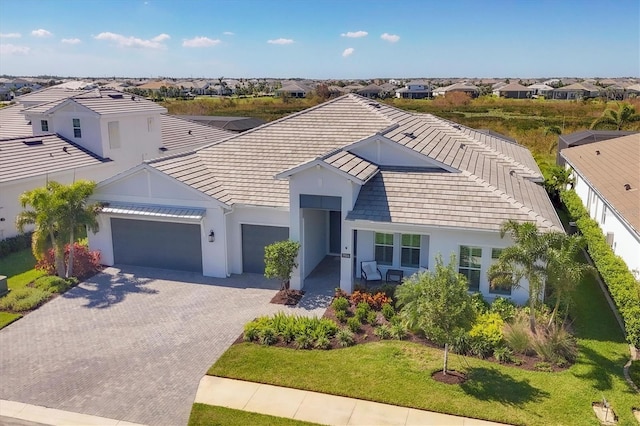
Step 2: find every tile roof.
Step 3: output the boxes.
[0,104,32,139]
[22,89,166,116]
[16,86,82,105]
[0,134,110,183]
[561,134,640,233]
[160,115,233,153]
[148,94,560,231]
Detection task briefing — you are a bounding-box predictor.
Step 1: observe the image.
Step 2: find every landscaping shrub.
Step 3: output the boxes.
[390,323,407,340]
[350,290,392,310]
[0,287,51,312]
[295,334,313,349]
[469,312,505,348]
[334,310,347,323]
[490,297,517,322]
[366,310,378,326]
[530,323,577,365]
[331,297,349,312]
[354,302,371,322]
[259,326,277,346]
[504,314,533,355]
[347,317,362,333]
[243,314,338,346]
[0,232,32,258]
[493,346,515,363]
[381,303,395,321]
[470,292,489,314]
[368,283,397,301]
[451,330,472,355]
[314,335,331,350]
[243,322,260,342]
[336,328,355,347]
[374,324,392,340]
[33,276,72,294]
[561,189,640,348]
[36,242,101,279]
[470,336,493,359]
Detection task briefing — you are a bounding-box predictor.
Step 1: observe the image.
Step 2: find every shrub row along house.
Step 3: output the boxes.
[79,94,562,303]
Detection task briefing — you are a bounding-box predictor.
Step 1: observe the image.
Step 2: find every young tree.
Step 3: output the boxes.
[396,254,476,375]
[264,240,301,291]
[591,103,640,130]
[57,181,100,278]
[488,220,563,333]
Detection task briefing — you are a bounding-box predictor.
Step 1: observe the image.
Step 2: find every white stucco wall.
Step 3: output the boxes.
[351,221,528,304]
[573,172,640,276]
[349,138,443,168]
[225,205,290,275]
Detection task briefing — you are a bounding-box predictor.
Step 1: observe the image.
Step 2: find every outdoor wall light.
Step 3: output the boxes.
[208,230,215,242]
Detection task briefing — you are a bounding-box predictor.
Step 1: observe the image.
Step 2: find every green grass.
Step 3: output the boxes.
[208,253,638,426]
[0,312,22,328]
[630,361,640,389]
[188,404,320,426]
[0,249,44,290]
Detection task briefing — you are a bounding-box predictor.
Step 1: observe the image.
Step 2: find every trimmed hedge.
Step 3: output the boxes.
[561,190,640,348]
[0,233,32,258]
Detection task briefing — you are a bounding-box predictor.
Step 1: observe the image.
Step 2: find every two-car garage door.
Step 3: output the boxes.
[111,218,203,272]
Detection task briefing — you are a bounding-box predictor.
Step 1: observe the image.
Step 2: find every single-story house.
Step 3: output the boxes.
[556,130,639,166]
[561,134,640,276]
[395,80,432,99]
[356,84,384,99]
[433,82,480,98]
[552,82,600,100]
[88,94,562,304]
[276,82,310,98]
[527,83,554,98]
[493,83,533,99]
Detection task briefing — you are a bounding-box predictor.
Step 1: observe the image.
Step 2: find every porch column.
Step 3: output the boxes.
[339,218,354,293]
[289,194,303,290]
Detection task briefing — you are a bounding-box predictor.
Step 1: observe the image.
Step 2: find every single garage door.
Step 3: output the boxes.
[111,218,203,272]
[242,224,289,274]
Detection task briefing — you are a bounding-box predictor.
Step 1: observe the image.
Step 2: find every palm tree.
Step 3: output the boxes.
[58,181,100,278]
[16,182,67,276]
[591,103,640,130]
[545,234,593,326]
[488,220,563,333]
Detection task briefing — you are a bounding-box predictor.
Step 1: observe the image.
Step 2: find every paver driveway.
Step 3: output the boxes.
[0,266,330,426]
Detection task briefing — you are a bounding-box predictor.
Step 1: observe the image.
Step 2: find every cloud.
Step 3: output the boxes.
[31,29,53,37]
[380,33,400,43]
[342,47,355,57]
[223,31,234,36]
[0,33,21,39]
[182,36,221,48]
[61,38,81,44]
[267,38,294,45]
[0,44,30,55]
[341,31,367,38]
[94,32,170,49]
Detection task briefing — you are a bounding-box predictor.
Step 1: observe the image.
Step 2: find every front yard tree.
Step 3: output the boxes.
[396,254,476,375]
[264,240,301,291]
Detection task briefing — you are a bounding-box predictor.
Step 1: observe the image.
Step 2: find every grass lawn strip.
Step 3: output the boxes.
[208,251,637,426]
[0,249,44,290]
[0,312,22,328]
[188,404,320,426]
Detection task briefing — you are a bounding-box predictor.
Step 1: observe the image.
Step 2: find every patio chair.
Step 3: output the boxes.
[361,261,382,283]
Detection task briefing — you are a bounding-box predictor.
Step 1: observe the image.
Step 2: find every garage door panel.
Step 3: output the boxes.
[112,218,202,272]
[241,225,289,274]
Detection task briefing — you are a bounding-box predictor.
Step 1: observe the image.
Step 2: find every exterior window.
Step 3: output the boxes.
[108,121,120,149]
[459,246,482,292]
[601,206,607,224]
[401,234,420,268]
[72,118,81,138]
[40,120,48,132]
[374,233,393,266]
[489,248,511,295]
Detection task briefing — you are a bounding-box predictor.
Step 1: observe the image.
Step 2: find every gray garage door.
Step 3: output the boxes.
[111,218,203,272]
[241,224,289,274]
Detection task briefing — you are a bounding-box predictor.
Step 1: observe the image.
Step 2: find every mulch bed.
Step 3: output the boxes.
[432,370,467,385]
[270,289,304,305]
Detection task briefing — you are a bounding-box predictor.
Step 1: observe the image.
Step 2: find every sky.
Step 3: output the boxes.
[0,0,638,79]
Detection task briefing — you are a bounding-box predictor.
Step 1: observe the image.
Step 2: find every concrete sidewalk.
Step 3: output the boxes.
[195,376,510,426]
[0,400,145,426]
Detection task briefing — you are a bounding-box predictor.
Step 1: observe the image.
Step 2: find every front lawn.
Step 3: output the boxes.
[208,252,638,425]
[0,248,44,290]
[188,404,319,426]
[630,361,640,389]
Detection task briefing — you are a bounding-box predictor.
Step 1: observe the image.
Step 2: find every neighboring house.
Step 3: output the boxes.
[433,82,480,97]
[493,83,533,99]
[527,83,554,98]
[561,134,640,276]
[556,130,639,166]
[552,82,600,100]
[0,87,233,240]
[276,82,310,98]
[395,80,432,99]
[173,116,266,133]
[356,84,384,99]
[88,94,562,304]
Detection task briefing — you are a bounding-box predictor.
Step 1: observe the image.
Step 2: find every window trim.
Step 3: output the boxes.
[72,118,81,138]
[400,234,421,268]
[459,245,482,292]
[374,232,394,266]
[40,119,48,132]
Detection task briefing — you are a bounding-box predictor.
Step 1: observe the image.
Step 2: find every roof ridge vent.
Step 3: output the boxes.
[624,183,631,190]
[23,140,43,146]
[402,131,416,139]
[596,150,600,155]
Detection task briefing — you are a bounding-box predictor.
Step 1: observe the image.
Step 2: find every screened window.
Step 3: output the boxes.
[375,233,393,266]
[40,120,48,132]
[72,118,81,138]
[401,234,420,268]
[489,248,511,295]
[601,206,607,224]
[459,246,482,291]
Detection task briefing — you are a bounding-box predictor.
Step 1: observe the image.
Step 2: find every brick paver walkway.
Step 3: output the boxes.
[0,266,330,426]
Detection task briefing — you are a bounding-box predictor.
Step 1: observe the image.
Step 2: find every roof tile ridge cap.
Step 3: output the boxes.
[462,170,555,229]
[195,95,352,152]
[146,149,200,164]
[348,94,396,123]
